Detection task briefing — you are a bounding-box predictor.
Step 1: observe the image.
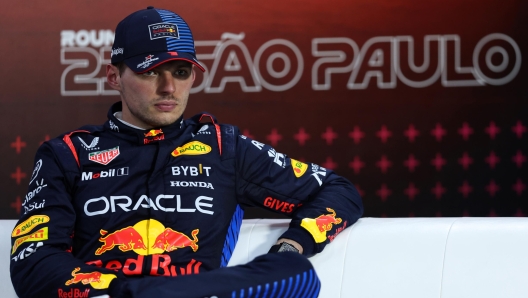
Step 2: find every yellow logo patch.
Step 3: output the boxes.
[171,141,212,157]
[291,158,308,178]
[12,227,48,254]
[300,208,342,243]
[12,215,50,238]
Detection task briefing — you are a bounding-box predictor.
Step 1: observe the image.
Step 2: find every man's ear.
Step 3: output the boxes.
[191,66,196,83]
[107,64,121,91]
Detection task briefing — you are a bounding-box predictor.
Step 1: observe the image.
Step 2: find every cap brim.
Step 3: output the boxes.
[125,51,205,73]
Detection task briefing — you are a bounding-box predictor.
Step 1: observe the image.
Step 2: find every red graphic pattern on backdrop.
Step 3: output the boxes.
[243,119,527,218]
[7,120,528,217]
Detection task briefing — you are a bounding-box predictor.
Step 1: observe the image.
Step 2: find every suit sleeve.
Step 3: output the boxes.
[234,134,364,256]
[10,142,121,298]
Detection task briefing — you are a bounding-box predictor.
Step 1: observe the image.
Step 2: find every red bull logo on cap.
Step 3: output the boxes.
[64,267,116,290]
[300,208,342,243]
[95,219,199,256]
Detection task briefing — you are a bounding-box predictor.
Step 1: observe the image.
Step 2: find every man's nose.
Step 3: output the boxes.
[157,71,176,95]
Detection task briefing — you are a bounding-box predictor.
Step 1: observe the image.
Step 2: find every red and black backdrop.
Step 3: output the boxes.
[1,0,527,219]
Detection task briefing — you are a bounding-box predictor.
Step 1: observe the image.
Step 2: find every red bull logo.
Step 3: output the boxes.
[65,268,101,285]
[95,219,199,256]
[144,129,165,144]
[58,288,90,298]
[95,227,147,255]
[144,129,163,137]
[328,220,348,242]
[300,208,343,243]
[86,255,202,277]
[64,267,116,289]
[152,228,199,252]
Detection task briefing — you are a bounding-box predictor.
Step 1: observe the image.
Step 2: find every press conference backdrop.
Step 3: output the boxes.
[1,0,526,219]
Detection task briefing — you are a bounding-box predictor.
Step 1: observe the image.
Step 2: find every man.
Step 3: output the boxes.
[10,6,363,298]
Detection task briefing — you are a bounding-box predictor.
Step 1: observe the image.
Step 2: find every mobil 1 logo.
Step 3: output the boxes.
[82,167,129,181]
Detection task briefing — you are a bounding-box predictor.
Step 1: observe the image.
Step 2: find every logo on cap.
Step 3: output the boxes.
[111,48,124,57]
[148,22,179,40]
[137,55,160,69]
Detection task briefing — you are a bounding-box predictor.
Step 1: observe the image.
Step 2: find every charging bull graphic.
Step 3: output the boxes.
[94,220,199,255]
[152,228,199,252]
[144,129,163,137]
[95,227,147,255]
[301,208,342,243]
[65,268,102,285]
[65,267,116,289]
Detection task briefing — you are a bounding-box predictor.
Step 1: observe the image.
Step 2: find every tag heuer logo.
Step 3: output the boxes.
[89,147,120,165]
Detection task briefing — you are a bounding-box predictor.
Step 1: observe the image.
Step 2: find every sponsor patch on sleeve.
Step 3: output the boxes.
[12,227,48,254]
[300,208,342,243]
[291,158,308,178]
[12,215,50,237]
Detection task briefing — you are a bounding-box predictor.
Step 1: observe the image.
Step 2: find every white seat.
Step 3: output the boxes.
[3,217,528,298]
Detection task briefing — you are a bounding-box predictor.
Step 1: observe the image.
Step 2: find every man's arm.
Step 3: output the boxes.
[10,142,120,297]
[235,134,363,256]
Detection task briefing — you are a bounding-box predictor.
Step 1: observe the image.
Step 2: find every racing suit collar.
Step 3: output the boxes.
[104,102,185,145]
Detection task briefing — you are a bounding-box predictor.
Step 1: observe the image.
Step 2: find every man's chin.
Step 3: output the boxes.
[147,116,181,128]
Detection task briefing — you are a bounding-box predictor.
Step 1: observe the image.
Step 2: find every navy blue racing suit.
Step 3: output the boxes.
[10,102,363,298]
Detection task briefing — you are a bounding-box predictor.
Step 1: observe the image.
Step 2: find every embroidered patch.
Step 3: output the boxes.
[300,208,342,243]
[291,158,308,178]
[148,22,179,40]
[88,147,120,165]
[171,141,211,157]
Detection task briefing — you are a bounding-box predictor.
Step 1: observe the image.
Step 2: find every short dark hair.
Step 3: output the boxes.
[112,62,127,76]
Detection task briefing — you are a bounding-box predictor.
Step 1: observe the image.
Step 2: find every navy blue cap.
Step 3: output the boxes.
[111,7,205,73]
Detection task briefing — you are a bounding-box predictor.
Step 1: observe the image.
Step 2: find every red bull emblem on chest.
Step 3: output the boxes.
[95,219,199,256]
[300,208,342,243]
[88,147,120,165]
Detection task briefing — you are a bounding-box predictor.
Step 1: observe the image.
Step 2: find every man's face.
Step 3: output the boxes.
[107,60,195,129]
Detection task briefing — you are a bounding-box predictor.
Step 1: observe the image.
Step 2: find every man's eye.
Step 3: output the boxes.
[175,69,191,78]
[144,70,157,76]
